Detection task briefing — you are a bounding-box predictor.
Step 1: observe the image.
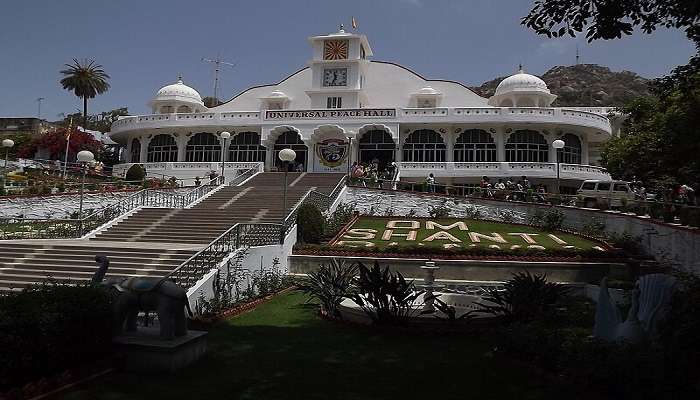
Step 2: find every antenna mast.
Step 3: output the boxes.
[201,54,237,101]
[36,97,45,119]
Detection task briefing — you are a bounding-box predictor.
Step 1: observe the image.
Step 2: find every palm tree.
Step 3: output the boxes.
[60,59,110,130]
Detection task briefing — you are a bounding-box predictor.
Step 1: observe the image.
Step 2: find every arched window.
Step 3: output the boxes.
[147,134,178,162]
[557,133,582,164]
[229,132,266,162]
[130,138,141,163]
[359,130,395,169]
[402,129,446,162]
[273,131,307,171]
[186,133,220,162]
[505,130,549,162]
[454,129,496,162]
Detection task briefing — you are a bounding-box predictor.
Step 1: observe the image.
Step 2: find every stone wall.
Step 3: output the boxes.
[0,188,191,219]
[342,187,700,273]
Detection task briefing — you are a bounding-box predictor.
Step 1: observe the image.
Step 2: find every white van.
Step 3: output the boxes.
[577,180,635,208]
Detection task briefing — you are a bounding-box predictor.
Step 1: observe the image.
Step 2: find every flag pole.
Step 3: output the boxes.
[63,118,72,179]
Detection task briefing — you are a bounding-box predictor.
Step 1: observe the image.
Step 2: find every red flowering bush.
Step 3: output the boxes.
[18,128,103,160]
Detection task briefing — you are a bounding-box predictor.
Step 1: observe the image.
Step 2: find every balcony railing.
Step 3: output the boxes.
[398,162,609,179]
[110,106,612,135]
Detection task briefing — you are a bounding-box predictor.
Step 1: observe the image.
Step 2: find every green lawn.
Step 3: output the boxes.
[334,216,601,251]
[61,293,596,400]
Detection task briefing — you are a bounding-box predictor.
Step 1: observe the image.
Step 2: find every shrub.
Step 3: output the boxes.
[350,261,422,325]
[428,201,450,218]
[125,164,145,181]
[606,231,643,255]
[324,203,355,239]
[529,208,565,231]
[57,182,65,193]
[297,203,325,244]
[476,270,569,322]
[0,283,112,391]
[581,217,606,238]
[299,259,357,318]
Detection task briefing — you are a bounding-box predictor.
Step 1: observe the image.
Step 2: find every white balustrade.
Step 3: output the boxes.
[398,161,610,180]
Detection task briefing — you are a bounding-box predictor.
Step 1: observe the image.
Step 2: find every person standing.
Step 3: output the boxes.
[426,173,435,193]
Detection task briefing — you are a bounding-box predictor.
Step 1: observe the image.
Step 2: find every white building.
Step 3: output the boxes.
[109,27,616,191]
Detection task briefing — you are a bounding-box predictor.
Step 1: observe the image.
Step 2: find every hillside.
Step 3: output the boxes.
[470,64,651,107]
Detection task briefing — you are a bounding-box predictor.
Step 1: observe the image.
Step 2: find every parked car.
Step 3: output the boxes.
[577,180,635,208]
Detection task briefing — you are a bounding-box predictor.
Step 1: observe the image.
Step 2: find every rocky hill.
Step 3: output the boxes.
[470,64,651,107]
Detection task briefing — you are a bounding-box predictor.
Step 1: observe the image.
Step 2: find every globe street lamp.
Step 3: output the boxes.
[278,148,296,240]
[552,139,565,194]
[219,131,231,184]
[77,150,95,235]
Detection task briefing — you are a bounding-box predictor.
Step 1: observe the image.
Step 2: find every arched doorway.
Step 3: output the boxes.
[229,132,266,162]
[358,129,395,170]
[273,131,307,171]
[505,130,548,162]
[557,133,582,164]
[186,133,220,162]
[130,138,141,163]
[402,129,446,162]
[147,134,178,162]
[454,129,496,162]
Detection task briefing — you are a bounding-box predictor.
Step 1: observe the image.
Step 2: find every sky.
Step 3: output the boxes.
[0,0,696,120]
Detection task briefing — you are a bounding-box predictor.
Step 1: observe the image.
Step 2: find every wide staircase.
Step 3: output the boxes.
[90,172,344,244]
[0,172,344,291]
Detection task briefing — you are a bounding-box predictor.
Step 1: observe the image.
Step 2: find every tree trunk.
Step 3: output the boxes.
[83,96,88,130]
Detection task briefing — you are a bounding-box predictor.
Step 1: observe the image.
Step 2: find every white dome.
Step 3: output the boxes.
[268,90,288,98]
[154,77,203,105]
[418,86,439,95]
[495,70,549,95]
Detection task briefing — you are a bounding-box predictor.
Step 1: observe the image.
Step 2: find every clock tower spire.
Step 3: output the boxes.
[305,28,373,109]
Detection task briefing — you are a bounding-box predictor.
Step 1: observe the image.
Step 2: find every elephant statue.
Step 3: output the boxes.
[92,255,193,340]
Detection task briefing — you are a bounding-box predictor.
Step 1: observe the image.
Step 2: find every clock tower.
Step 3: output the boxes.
[306,26,373,109]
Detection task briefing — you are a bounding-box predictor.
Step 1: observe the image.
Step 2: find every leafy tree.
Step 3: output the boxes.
[59,59,111,130]
[522,0,700,43]
[523,0,700,189]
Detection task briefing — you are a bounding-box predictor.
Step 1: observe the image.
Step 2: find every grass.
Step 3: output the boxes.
[61,292,597,400]
[335,216,600,251]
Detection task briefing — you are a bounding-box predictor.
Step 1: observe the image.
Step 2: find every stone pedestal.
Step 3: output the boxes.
[113,327,208,373]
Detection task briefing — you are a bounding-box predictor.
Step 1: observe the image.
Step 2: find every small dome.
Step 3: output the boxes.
[495,70,549,95]
[418,86,439,95]
[268,90,288,98]
[154,77,203,105]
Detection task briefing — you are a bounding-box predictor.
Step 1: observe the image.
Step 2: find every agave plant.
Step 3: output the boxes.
[476,270,569,322]
[350,261,423,325]
[299,259,357,318]
[421,293,477,322]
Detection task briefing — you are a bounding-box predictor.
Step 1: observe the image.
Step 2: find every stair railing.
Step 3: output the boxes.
[0,169,258,240]
[168,174,347,288]
[280,175,347,242]
[166,222,282,288]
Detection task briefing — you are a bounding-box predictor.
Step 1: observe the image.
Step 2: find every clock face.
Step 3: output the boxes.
[323,40,349,60]
[323,68,347,87]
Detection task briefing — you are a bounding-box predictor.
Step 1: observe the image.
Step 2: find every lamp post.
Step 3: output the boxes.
[278,148,296,241]
[77,150,95,235]
[552,139,565,194]
[2,139,14,189]
[219,131,231,184]
[346,135,353,183]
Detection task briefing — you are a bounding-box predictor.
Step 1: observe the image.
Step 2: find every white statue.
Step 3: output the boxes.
[593,274,677,343]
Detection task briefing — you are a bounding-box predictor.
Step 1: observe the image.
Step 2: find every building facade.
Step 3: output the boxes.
[109,27,616,190]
